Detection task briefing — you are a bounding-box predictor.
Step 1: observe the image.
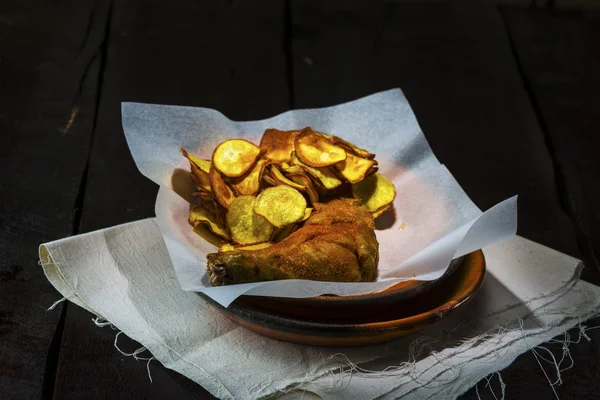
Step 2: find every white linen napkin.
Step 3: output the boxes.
[40,219,600,399]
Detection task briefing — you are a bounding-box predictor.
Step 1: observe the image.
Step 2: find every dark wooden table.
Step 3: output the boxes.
[2,1,599,399]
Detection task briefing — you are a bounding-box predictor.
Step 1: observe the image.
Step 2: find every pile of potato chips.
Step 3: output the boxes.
[182,127,396,252]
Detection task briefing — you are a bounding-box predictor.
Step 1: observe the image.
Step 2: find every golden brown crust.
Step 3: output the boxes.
[206,199,378,285]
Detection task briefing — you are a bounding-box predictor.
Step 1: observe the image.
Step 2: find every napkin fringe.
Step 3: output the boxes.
[261,285,600,400]
[267,313,599,400]
[113,331,155,383]
[89,318,155,383]
[46,297,67,311]
[475,372,506,400]
[44,272,597,400]
[40,240,237,400]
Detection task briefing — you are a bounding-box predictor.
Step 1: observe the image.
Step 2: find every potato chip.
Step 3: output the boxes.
[314,130,332,139]
[254,186,307,228]
[213,201,228,228]
[309,168,343,190]
[227,196,274,244]
[295,128,346,167]
[188,205,229,239]
[262,174,277,187]
[330,136,375,160]
[218,242,236,252]
[260,129,298,163]
[193,225,222,247]
[238,242,273,251]
[352,173,396,212]
[180,148,211,172]
[335,153,378,183]
[192,191,217,214]
[365,165,379,177]
[287,173,320,204]
[209,166,235,208]
[212,139,261,178]
[232,158,267,196]
[189,162,212,193]
[301,207,313,221]
[269,165,306,191]
[280,164,304,175]
[273,223,297,243]
[218,241,273,252]
[371,204,391,219]
[291,153,342,190]
[184,130,396,253]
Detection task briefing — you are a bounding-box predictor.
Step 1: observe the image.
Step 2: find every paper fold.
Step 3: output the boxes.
[121,89,518,306]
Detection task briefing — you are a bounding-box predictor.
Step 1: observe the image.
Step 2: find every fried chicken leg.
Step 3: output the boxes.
[206,199,379,285]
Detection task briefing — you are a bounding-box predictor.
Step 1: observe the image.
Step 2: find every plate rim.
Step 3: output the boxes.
[204,250,486,333]
[238,255,466,309]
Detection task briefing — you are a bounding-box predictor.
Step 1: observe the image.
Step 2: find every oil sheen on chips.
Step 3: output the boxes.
[181,127,395,248]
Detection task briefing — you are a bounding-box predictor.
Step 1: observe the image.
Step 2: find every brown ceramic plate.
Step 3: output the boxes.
[233,255,465,320]
[201,250,485,346]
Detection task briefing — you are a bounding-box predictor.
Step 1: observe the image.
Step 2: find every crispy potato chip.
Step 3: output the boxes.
[301,207,313,221]
[260,129,298,163]
[287,173,320,204]
[212,139,261,178]
[209,166,235,208]
[238,242,273,251]
[232,158,268,196]
[193,225,222,247]
[262,174,277,187]
[180,148,211,172]
[227,196,274,244]
[371,204,391,219]
[280,164,304,175]
[189,205,229,239]
[365,165,379,177]
[330,136,375,160]
[218,241,273,252]
[189,162,212,193]
[335,153,378,184]
[184,131,396,252]
[270,165,306,191]
[273,223,297,243]
[291,153,342,190]
[215,202,228,228]
[352,173,396,212]
[314,130,332,139]
[218,242,236,252]
[295,128,346,167]
[309,168,343,190]
[192,191,217,214]
[255,186,307,228]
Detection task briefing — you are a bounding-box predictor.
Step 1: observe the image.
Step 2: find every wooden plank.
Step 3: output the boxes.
[501,6,600,279]
[489,8,600,398]
[0,0,105,398]
[52,0,289,398]
[290,1,595,399]
[290,0,581,258]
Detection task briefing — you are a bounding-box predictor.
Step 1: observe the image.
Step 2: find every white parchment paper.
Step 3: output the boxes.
[121,89,517,306]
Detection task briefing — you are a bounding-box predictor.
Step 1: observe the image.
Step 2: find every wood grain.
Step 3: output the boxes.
[289,1,598,399]
[502,6,600,280]
[0,0,106,398]
[290,0,581,257]
[2,1,599,399]
[52,1,289,398]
